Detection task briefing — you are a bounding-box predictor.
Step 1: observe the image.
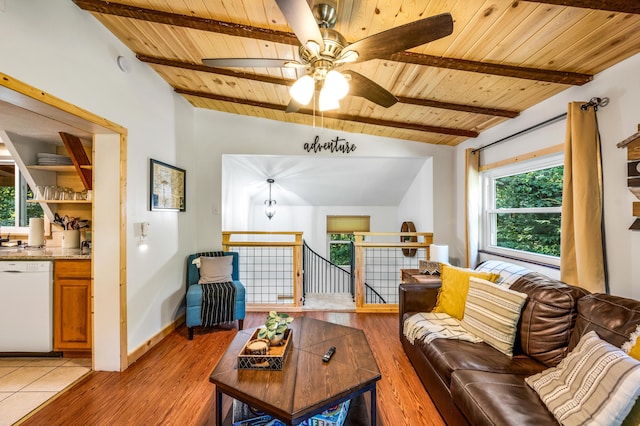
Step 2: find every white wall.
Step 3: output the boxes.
[245,204,398,258]
[397,158,435,235]
[194,109,456,254]
[455,52,640,299]
[1,0,197,368]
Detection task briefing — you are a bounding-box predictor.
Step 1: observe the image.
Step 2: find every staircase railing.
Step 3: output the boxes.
[302,240,386,304]
[221,230,432,312]
[303,240,352,298]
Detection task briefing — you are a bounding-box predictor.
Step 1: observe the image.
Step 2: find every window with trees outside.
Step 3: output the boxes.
[328,233,355,266]
[481,155,563,266]
[0,160,44,229]
[326,215,370,267]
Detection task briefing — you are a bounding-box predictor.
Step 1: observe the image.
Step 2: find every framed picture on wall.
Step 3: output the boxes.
[149,159,186,212]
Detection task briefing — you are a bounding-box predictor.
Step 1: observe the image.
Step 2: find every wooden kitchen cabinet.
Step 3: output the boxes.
[53,259,92,354]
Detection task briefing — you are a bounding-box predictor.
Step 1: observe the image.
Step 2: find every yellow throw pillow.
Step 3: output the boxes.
[630,341,640,361]
[432,264,500,320]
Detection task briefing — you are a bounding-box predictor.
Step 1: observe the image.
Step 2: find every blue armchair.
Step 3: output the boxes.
[186,252,246,340]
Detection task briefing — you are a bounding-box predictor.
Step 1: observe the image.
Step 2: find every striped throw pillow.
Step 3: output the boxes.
[460,276,527,357]
[432,264,500,320]
[526,331,640,426]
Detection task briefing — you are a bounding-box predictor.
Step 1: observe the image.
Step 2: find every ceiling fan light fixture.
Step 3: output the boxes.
[324,70,349,100]
[290,75,315,105]
[319,86,340,111]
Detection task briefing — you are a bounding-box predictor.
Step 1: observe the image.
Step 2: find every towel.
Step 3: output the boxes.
[200,281,236,327]
[403,312,483,345]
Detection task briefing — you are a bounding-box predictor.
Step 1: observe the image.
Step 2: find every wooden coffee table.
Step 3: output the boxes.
[210,316,381,425]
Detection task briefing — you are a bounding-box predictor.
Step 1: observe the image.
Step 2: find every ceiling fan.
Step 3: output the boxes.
[202,0,454,112]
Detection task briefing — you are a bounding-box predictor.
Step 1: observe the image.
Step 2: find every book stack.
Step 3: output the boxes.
[232,399,350,426]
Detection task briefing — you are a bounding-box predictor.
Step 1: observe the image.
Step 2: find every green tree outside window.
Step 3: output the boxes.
[329,233,355,266]
[490,165,563,257]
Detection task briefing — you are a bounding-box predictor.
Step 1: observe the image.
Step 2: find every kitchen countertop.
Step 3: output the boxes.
[0,247,91,260]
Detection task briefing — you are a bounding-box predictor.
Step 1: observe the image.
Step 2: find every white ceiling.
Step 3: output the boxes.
[0,98,95,146]
[223,155,429,207]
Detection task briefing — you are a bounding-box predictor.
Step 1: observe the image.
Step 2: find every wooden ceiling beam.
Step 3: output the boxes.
[138,54,520,118]
[74,0,592,85]
[394,96,518,118]
[72,0,298,45]
[174,88,479,138]
[390,52,591,85]
[527,1,640,14]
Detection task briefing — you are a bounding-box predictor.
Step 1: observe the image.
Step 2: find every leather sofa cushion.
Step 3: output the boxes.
[451,370,560,426]
[510,272,589,367]
[568,293,640,350]
[415,338,546,386]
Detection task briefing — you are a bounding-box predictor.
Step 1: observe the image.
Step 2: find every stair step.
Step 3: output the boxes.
[303,293,355,311]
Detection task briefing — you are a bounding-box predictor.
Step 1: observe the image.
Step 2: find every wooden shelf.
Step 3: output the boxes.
[28,200,92,204]
[27,165,77,173]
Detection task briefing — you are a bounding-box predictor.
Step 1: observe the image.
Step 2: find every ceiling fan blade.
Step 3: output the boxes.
[343,70,398,108]
[340,13,454,63]
[276,0,324,51]
[202,58,297,68]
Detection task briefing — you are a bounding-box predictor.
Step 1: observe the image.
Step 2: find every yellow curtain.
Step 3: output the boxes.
[560,102,607,293]
[465,148,481,268]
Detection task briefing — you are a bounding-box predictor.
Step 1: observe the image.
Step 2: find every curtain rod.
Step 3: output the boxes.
[472,97,609,154]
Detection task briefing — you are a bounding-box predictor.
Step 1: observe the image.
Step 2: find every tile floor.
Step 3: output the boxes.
[0,357,91,426]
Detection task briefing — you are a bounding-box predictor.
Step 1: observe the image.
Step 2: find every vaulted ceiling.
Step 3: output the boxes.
[73,0,640,145]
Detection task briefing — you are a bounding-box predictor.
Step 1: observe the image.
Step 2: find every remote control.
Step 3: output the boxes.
[322,346,336,362]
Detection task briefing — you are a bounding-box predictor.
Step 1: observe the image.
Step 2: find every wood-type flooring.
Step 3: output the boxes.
[19,312,444,425]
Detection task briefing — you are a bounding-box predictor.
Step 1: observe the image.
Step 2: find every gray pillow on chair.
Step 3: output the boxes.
[198,256,233,284]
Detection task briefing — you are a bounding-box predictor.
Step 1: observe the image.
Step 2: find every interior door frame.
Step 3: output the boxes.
[0,72,128,371]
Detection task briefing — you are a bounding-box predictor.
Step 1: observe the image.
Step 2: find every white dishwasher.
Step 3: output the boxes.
[0,260,53,352]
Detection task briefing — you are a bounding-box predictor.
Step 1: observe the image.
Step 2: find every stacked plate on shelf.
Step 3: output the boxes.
[37,153,73,165]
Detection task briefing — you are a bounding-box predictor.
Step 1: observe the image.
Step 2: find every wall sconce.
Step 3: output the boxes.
[138,222,150,248]
[264,178,276,220]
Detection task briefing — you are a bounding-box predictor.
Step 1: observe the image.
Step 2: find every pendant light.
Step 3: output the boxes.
[264,178,276,220]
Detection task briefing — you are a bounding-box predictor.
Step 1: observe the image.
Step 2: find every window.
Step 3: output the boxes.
[328,233,354,266]
[326,216,370,267]
[481,155,563,265]
[0,160,43,229]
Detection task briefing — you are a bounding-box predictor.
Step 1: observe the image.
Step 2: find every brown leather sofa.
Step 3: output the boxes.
[399,264,640,425]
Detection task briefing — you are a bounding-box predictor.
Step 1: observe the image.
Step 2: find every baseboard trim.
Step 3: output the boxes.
[127,314,185,366]
[246,304,303,313]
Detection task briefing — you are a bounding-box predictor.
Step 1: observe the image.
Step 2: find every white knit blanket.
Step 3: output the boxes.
[403,312,483,345]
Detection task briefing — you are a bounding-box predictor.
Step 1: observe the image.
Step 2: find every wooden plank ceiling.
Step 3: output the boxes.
[73,0,640,145]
